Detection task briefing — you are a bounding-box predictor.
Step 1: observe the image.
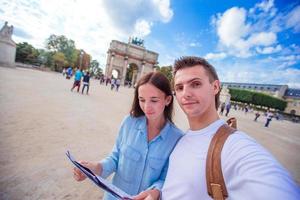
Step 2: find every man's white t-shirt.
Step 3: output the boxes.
[162,119,300,200]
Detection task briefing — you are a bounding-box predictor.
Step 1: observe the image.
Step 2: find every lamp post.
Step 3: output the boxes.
[79,50,84,69]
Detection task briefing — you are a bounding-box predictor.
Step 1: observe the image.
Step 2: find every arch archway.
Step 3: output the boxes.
[105,40,158,85]
[112,69,120,79]
[125,63,138,86]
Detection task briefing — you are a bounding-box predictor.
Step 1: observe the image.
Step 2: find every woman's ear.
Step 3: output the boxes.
[165,95,172,106]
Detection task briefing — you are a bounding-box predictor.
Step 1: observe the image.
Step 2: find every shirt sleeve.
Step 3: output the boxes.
[222,132,300,200]
[99,116,129,178]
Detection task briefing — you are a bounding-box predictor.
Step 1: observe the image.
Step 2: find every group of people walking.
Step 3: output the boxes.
[68,68,90,95]
[71,56,300,200]
[100,75,122,91]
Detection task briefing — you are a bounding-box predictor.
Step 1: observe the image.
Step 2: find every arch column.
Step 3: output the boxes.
[132,70,138,86]
[108,52,115,77]
[141,60,146,76]
[122,56,128,85]
[136,60,146,81]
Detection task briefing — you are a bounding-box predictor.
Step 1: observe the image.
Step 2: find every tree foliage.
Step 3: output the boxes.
[16,34,98,73]
[46,34,78,67]
[156,65,173,82]
[89,60,103,77]
[16,42,39,65]
[229,88,287,111]
[53,52,66,71]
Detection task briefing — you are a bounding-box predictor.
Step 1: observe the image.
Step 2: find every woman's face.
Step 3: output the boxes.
[138,83,171,121]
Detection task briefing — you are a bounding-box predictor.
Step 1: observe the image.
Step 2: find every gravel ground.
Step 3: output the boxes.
[0,66,299,199]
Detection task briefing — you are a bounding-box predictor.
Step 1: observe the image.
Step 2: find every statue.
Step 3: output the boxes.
[0,21,14,40]
[130,36,144,47]
[0,21,16,67]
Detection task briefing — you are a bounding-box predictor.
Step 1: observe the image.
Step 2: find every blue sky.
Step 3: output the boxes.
[1,0,300,88]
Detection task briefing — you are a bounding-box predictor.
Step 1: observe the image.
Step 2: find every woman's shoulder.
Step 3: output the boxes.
[121,114,145,126]
[167,122,184,137]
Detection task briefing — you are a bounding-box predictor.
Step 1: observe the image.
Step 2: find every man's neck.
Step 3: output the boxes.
[188,111,219,131]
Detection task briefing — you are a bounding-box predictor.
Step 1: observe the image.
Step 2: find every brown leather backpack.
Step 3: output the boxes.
[206,117,237,200]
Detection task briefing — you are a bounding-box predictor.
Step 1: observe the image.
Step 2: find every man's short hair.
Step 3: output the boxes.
[173,56,220,110]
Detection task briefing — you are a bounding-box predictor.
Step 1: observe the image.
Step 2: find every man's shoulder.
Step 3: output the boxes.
[222,130,278,165]
[224,130,259,151]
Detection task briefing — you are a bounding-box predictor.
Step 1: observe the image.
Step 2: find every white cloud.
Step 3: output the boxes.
[212,1,300,58]
[189,42,201,47]
[248,32,276,46]
[214,7,279,57]
[256,44,282,54]
[134,19,152,37]
[255,0,274,12]
[153,0,173,23]
[286,5,300,33]
[213,59,300,88]
[216,7,249,47]
[0,0,173,68]
[204,52,227,60]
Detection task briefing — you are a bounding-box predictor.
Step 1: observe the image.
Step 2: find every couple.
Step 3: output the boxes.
[73,56,300,200]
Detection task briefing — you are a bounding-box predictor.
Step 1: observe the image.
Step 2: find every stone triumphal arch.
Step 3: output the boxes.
[105,38,158,85]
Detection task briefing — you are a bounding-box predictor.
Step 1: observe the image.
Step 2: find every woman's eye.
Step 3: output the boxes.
[139,99,145,103]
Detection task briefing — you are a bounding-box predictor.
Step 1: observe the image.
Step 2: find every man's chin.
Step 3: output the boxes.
[184,110,201,118]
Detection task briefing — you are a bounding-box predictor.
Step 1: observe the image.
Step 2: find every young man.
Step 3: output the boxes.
[161,56,300,199]
[71,68,83,92]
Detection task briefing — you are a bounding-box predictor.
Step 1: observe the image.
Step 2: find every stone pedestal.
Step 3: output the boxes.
[0,22,16,67]
[220,85,231,105]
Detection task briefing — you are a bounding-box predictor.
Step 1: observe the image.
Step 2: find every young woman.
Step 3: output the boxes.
[73,72,183,200]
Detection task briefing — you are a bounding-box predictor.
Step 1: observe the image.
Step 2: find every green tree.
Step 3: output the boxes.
[37,49,54,68]
[229,88,287,111]
[52,52,67,71]
[16,42,39,64]
[157,65,173,82]
[46,34,77,66]
[89,60,102,77]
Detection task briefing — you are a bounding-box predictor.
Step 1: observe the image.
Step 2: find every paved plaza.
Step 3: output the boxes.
[0,66,299,199]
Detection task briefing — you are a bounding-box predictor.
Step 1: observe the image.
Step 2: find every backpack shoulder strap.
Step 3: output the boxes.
[206,123,236,200]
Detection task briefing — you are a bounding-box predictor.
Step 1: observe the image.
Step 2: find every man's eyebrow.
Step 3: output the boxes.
[175,78,202,86]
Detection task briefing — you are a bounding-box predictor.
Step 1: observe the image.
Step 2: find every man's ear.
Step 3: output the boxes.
[213,80,220,95]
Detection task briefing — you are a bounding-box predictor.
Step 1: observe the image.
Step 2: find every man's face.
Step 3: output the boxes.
[174,65,220,118]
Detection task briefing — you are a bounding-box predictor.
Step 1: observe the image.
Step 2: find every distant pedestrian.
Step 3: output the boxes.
[71,68,83,92]
[225,103,231,116]
[82,71,90,95]
[265,111,273,127]
[105,77,110,86]
[115,78,121,91]
[219,102,225,115]
[254,111,260,121]
[244,105,249,114]
[110,78,115,90]
[66,66,73,79]
[62,68,66,77]
[234,104,237,110]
